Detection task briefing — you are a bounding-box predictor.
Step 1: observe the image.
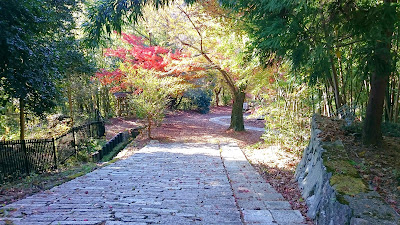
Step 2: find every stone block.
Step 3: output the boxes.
[237,199,268,210]
[105,220,147,225]
[264,201,292,210]
[50,221,104,225]
[242,210,275,224]
[270,210,305,224]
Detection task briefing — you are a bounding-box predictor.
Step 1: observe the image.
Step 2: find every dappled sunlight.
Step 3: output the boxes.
[242,145,308,218]
[245,146,300,170]
[106,117,141,140]
[149,108,264,148]
[139,142,220,157]
[1,142,245,224]
[104,107,265,161]
[209,115,265,132]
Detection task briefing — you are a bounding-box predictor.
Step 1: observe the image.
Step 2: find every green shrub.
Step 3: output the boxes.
[177,97,193,111]
[222,93,232,106]
[343,121,400,138]
[381,122,400,137]
[262,106,310,155]
[186,88,212,114]
[342,121,362,137]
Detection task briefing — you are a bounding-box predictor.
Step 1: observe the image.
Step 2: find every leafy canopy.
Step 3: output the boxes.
[95,32,203,93]
[0,0,86,115]
[84,0,187,46]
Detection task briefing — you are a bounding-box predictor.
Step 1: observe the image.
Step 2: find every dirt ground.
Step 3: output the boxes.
[106,106,263,147]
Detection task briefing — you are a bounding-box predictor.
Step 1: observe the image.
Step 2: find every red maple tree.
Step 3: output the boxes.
[95,33,203,93]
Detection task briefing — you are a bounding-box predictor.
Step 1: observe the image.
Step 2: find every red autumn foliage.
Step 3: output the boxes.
[94,33,204,93]
[95,69,127,93]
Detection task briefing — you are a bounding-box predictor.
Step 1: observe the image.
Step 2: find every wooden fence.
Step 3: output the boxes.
[0,121,105,183]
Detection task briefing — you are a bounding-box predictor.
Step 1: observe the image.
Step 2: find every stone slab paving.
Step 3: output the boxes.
[1,143,241,225]
[221,143,306,225]
[0,142,305,225]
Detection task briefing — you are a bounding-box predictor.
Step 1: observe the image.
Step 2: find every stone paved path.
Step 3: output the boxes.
[0,142,305,225]
[209,116,265,132]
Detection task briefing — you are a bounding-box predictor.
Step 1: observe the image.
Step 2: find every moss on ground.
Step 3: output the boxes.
[322,140,366,197]
[325,160,359,177]
[330,175,367,196]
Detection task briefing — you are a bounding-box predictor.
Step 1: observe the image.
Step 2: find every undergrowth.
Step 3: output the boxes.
[343,121,400,138]
[255,105,311,156]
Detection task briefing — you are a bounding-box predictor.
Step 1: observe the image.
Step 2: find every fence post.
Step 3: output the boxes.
[21,140,30,175]
[52,138,57,169]
[108,142,112,154]
[100,121,105,137]
[72,127,77,157]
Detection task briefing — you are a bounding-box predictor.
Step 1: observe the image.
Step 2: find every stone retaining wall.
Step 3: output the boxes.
[295,115,399,225]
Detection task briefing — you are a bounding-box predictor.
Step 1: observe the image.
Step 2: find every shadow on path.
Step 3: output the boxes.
[0,143,241,225]
[0,142,305,225]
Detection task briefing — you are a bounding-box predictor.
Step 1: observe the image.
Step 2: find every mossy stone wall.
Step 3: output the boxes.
[295,115,399,225]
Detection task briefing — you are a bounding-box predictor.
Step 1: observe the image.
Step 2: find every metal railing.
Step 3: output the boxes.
[0,121,105,183]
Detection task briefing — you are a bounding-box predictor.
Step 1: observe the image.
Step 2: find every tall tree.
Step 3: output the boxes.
[173,5,249,131]
[224,0,400,145]
[58,39,97,125]
[85,0,261,131]
[140,2,264,130]
[95,33,199,136]
[0,0,89,139]
[355,0,397,145]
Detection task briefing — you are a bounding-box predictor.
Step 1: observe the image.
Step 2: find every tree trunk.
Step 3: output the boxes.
[214,87,221,107]
[323,83,332,117]
[175,96,183,109]
[19,98,25,140]
[106,86,111,117]
[117,98,121,117]
[329,55,343,110]
[67,85,74,126]
[394,26,400,122]
[147,115,152,139]
[384,78,396,122]
[393,78,400,122]
[229,90,245,131]
[338,54,347,105]
[363,72,389,145]
[362,0,394,145]
[311,88,315,114]
[384,96,390,121]
[318,89,322,114]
